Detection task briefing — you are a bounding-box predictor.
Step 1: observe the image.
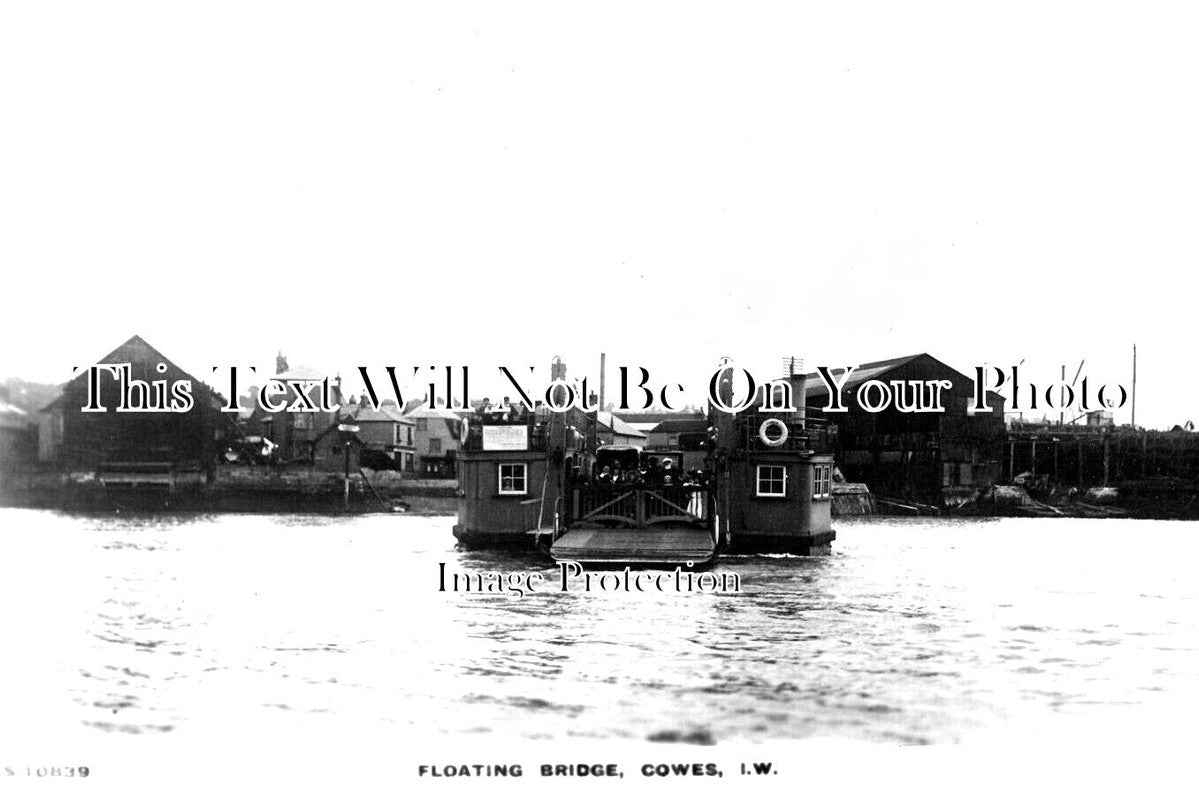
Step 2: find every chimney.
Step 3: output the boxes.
[599,352,606,410]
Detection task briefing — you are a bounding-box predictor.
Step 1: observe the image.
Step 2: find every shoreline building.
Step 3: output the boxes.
[344,399,416,474]
[244,353,348,464]
[403,400,467,477]
[789,353,1007,504]
[596,411,647,448]
[38,335,235,473]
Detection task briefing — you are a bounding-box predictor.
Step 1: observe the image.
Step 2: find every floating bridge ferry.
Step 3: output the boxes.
[453,368,837,566]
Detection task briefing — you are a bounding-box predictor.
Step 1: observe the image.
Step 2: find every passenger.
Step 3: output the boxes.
[500,396,518,421]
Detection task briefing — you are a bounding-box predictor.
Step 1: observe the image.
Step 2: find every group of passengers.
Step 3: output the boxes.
[474,396,527,424]
[584,457,707,489]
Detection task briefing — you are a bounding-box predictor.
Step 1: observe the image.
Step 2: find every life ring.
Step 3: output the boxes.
[758,418,789,447]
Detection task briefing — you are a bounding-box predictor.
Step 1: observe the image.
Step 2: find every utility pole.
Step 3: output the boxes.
[1131,343,1137,429]
[1059,364,1065,426]
[338,422,360,511]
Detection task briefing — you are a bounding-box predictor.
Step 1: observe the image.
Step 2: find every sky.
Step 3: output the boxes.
[1,3,1196,427]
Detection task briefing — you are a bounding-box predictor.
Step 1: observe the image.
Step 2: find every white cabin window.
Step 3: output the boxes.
[498,463,528,495]
[756,465,787,497]
[813,465,832,499]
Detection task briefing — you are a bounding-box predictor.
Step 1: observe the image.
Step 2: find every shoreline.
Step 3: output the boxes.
[0,466,460,516]
[1,468,1195,520]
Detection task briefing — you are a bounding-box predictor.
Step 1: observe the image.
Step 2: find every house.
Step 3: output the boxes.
[789,353,1007,503]
[38,335,234,470]
[645,415,709,473]
[596,411,648,448]
[346,399,416,473]
[645,415,708,450]
[404,400,467,477]
[244,353,347,463]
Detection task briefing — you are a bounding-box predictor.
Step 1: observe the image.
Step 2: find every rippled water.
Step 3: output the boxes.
[2,509,1197,745]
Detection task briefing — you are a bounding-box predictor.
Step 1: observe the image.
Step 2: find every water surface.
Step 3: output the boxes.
[2,510,1196,745]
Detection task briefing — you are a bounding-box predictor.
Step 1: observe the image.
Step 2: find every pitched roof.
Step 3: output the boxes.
[617,410,706,424]
[351,404,411,424]
[650,417,709,434]
[42,334,220,411]
[597,411,647,439]
[274,365,325,381]
[405,399,470,420]
[0,400,31,430]
[792,353,936,396]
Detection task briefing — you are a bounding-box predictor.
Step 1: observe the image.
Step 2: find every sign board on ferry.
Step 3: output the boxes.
[482,425,529,451]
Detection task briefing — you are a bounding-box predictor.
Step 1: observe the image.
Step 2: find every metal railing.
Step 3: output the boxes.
[737,413,837,453]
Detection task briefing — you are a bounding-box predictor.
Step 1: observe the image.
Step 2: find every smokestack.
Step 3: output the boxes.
[599,353,607,411]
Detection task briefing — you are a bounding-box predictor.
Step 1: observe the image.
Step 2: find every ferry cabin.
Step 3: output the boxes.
[453,404,593,548]
[453,396,837,560]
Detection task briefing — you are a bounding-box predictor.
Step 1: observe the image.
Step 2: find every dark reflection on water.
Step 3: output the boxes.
[1,510,1197,744]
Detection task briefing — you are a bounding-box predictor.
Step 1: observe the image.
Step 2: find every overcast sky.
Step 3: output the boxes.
[2,3,1196,426]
